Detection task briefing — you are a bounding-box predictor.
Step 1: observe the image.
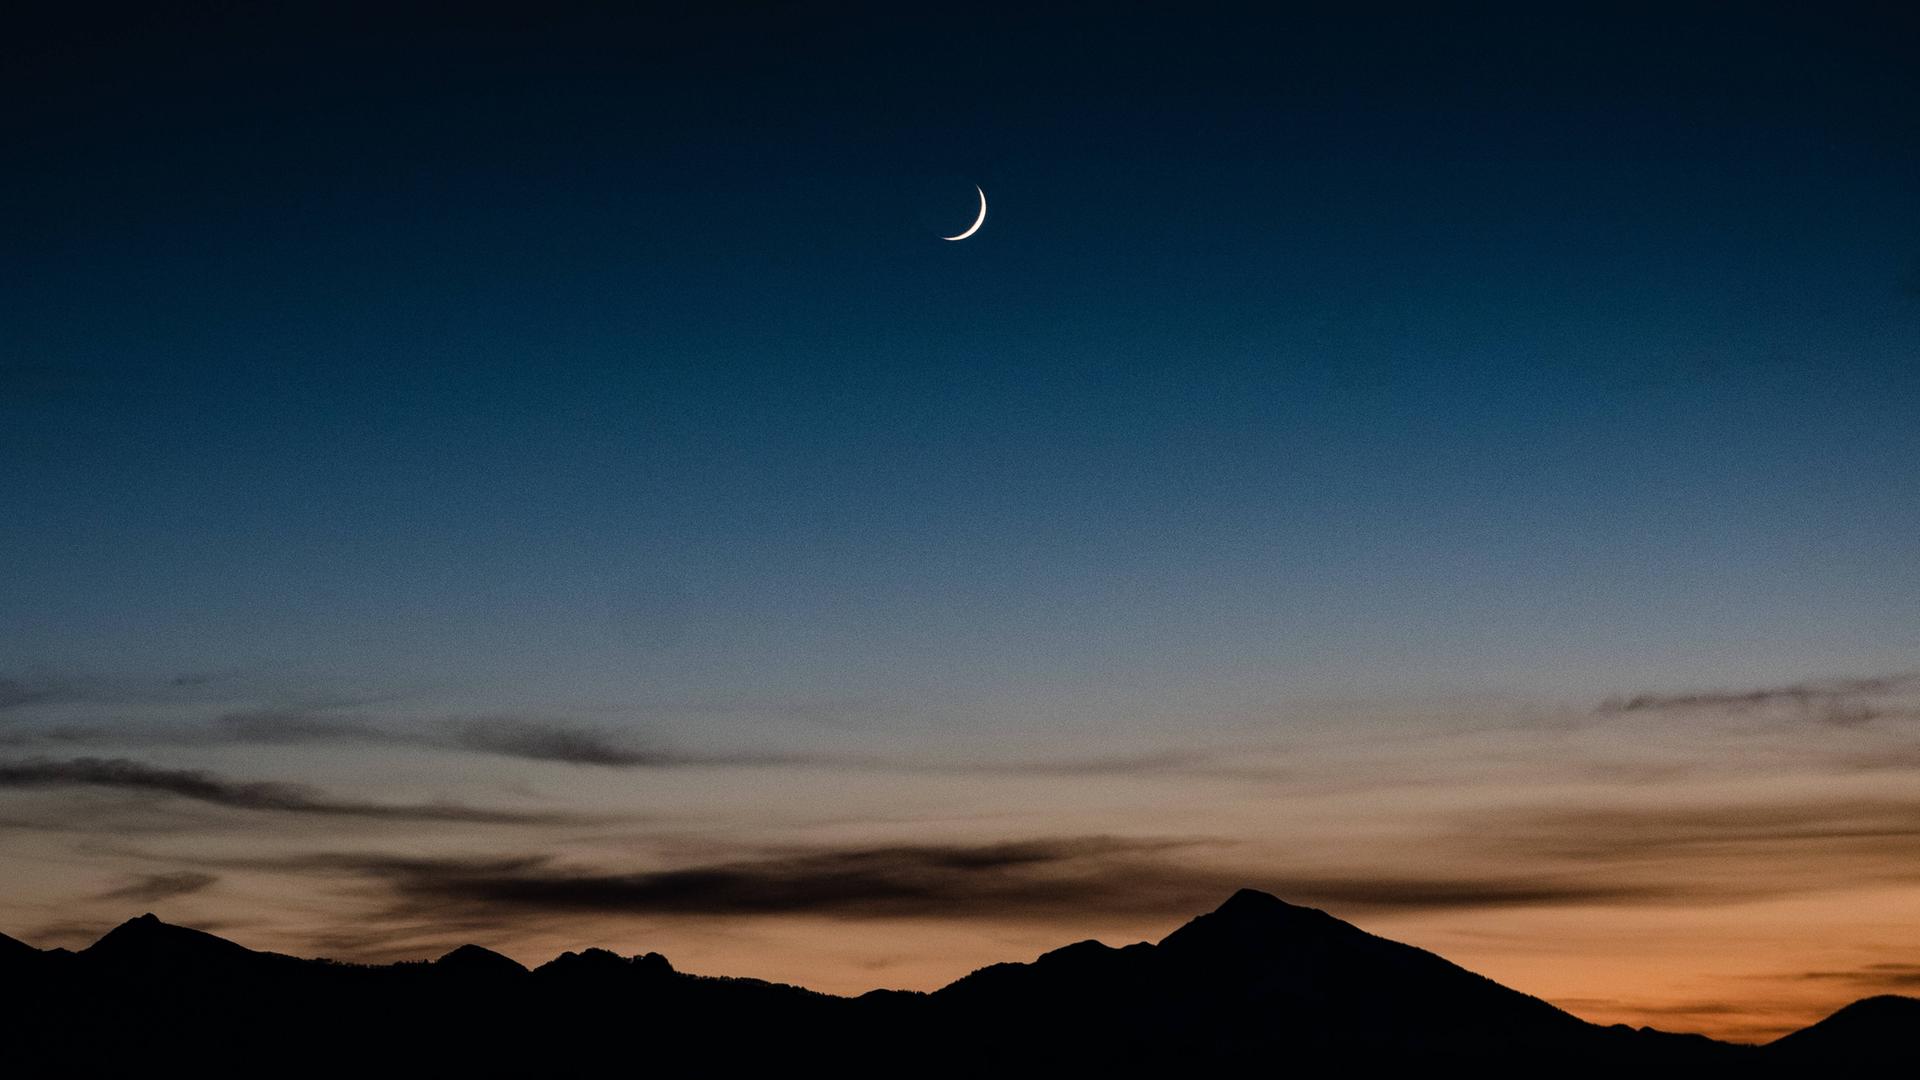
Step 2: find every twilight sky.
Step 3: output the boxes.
[3,2,1917,1041]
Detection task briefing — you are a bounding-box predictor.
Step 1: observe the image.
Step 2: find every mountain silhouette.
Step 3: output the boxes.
[83,912,272,969]
[0,928,37,961]
[432,942,527,978]
[1768,994,1918,1065]
[929,888,1738,1065]
[0,890,1905,1071]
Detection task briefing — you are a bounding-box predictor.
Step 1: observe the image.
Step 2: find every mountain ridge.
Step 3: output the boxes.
[1,890,1907,1069]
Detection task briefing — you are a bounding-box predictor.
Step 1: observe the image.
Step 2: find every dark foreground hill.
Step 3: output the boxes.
[1766,994,1920,1065]
[0,890,1906,1072]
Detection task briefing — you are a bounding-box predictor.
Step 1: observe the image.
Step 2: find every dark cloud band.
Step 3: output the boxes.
[1597,671,1919,725]
[0,756,575,824]
[273,837,1686,928]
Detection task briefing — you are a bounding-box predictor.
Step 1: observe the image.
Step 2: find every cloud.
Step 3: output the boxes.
[258,836,1686,931]
[239,852,554,877]
[326,837,1226,921]
[1791,962,1920,989]
[401,720,1218,775]
[448,717,708,768]
[1466,796,1920,888]
[97,871,219,902]
[1596,672,1920,726]
[0,756,578,824]
[7,695,1256,779]
[208,710,799,769]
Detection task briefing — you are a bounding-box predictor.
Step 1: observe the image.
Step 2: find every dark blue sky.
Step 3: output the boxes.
[4,3,1916,732]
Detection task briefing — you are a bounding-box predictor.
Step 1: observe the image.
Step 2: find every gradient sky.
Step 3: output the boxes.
[3,2,1918,1042]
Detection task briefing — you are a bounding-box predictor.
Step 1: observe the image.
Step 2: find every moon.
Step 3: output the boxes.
[942,185,987,241]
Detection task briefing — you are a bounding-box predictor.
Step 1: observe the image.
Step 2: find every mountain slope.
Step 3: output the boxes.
[1769,994,1918,1064]
[0,891,1888,1070]
[933,888,1712,1064]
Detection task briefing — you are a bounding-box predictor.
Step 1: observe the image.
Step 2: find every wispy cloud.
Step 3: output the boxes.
[230,836,1693,934]
[8,703,1265,779]
[1790,962,1920,989]
[210,710,805,769]
[0,756,579,824]
[1468,796,1920,879]
[436,724,1279,778]
[444,716,801,768]
[1597,672,1920,726]
[6,706,790,769]
[450,717,669,766]
[296,838,1228,921]
[96,870,219,903]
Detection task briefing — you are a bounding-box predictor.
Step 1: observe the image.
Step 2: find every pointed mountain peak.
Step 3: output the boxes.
[84,913,255,964]
[1159,889,1349,952]
[1213,888,1298,915]
[105,913,179,936]
[113,913,164,931]
[435,943,527,976]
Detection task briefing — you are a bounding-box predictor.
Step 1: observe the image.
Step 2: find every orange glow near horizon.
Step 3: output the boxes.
[5,681,1917,1044]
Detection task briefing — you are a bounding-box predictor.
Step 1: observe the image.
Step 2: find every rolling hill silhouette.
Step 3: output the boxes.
[1766,994,1920,1064]
[1,890,1906,1071]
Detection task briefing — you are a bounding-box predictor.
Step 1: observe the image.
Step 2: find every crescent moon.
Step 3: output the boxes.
[942,185,987,241]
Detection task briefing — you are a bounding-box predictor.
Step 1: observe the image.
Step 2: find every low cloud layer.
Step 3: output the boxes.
[245,836,1693,934]
[321,838,1229,921]
[0,757,576,824]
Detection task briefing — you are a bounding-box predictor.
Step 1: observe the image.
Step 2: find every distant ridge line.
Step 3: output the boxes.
[1,891,1909,1069]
